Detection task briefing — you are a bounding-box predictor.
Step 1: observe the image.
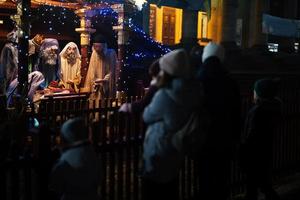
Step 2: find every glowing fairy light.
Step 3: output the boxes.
[132,0,146,10]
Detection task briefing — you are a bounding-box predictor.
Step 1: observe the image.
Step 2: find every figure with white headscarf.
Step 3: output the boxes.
[84,34,117,99]
[0,29,18,94]
[59,42,81,93]
[34,38,60,88]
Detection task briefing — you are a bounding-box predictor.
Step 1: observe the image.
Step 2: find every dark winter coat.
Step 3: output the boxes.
[239,98,282,171]
[49,143,102,200]
[142,78,203,183]
[196,57,241,155]
[131,85,158,114]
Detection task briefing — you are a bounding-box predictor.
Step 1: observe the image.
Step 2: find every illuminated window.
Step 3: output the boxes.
[197,12,208,41]
[268,43,279,52]
[201,13,208,38]
[162,7,176,45]
[148,5,182,44]
[149,6,156,39]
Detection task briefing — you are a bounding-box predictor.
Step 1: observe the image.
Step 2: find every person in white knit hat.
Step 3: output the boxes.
[195,42,241,200]
[59,42,82,93]
[49,117,102,200]
[202,41,225,63]
[159,48,192,79]
[142,49,203,200]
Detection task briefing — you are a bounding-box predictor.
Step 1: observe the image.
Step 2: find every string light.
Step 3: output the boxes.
[33,5,79,35]
[87,4,170,95]
[29,3,171,93]
[132,0,146,10]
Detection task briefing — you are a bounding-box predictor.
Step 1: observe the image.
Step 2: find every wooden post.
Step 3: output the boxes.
[75,8,96,87]
[220,0,239,48]
[248,0,269,49]
[181,9,199,49]
[11,0,30,98]
[142,3,150,35]
[112,3,132,92]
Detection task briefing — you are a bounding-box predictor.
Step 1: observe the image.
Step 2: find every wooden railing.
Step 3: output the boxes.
[2,73,300,200]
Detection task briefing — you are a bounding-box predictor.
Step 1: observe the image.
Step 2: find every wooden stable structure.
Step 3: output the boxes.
[0,0,139,94]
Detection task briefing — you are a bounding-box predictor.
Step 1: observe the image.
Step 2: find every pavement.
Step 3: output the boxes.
[275,172,300,200]
[232,172,300,200]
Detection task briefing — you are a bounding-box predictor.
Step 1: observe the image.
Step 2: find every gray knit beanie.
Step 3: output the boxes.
[60,117,88,145]
[159,49,191,79]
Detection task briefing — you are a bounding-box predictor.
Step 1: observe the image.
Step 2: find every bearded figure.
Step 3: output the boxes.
[84,34,117,99]
[0,29,18,94]
[59,42,81,93]
[34,38,60,87]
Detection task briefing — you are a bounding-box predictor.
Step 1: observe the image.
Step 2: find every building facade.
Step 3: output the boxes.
[144,0,300,52]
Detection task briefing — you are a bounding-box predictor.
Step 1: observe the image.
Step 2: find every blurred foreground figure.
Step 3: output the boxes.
[119,59,160,114]
[142,49,203,200]
[239,78,281,200]
[196,42,241,200]
[49,118,102,200]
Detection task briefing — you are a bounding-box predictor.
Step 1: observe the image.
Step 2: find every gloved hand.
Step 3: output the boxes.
[118,103,132,113]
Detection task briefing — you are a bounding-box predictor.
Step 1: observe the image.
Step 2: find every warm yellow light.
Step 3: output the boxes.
[150,4,182,44]
[153,4,162,43]
[198,11,209,45]
[31,0,78,9]
[175,8,182,44]
[0,20,3,24]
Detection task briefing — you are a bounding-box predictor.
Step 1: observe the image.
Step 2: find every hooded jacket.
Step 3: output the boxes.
[240,98,282,167]
[196,57,241,153]
[49,144,102,200]
[49,118,102,200]
[142,78,203,182]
